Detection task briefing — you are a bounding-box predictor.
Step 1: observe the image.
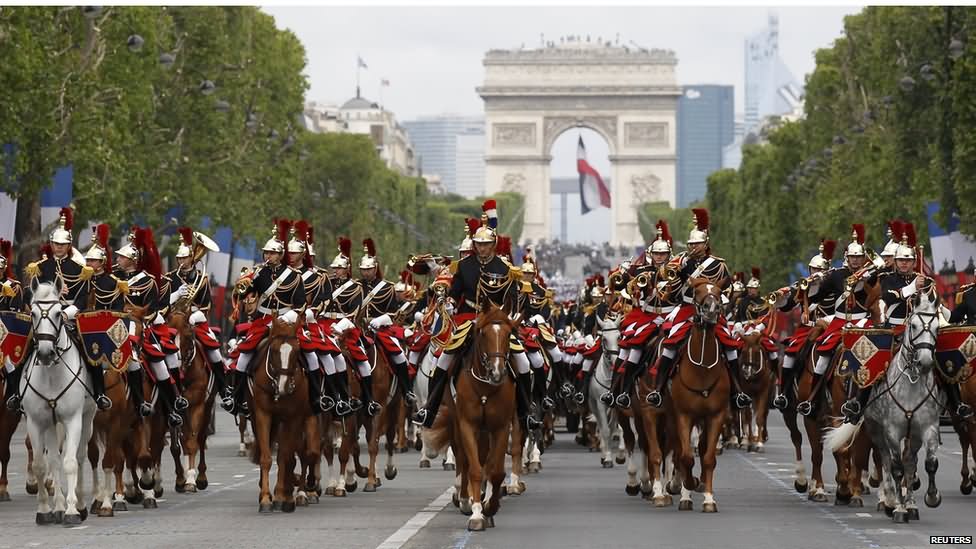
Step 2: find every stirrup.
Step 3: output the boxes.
[95,395,113,411]
[957,404,974,419]
[174,395,189,412]
[796,400,813,417]
[366,401,382,416]
[167,411,184,428]
[772,393,788,410]
[411,408,428,426]
[137,401,154,417]
[219,394,235,412]
[4,396,20,412]
[559,383,575,399]
[615,393,632,409]
[574,391,585,405]
[403,391,417,405]
[526,415,542,431]
[348,397,363,412]
[542,396,555,411]
[599,391,615,406]
[335,400,352,417]
[645,390,663,408]
[840,399,860,417]
[734,392,752,409]
[318,395,336,413]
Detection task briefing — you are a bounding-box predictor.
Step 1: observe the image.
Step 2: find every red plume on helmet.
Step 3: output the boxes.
[691,208,709,231]
[751,267,761,281]
[96,223,112,266]
[904,222,917,247]
[821,239,837,261]
[363,238,376,257]
[496,235,512,260]
[851,223,865,245]
[275,219,292,243]
[39,243,53,260]
[465,217,480,236]
[656,219,672,246]
[734,272,744,283]
[306,226,315,246]
[135,228,162,281]
[0,239,13,279]
[60,207,74,231]
[338,236,351,258]
[178,226,193,247]
[294,220,309,243]
[889,220,904,244]
[595,274,605,287]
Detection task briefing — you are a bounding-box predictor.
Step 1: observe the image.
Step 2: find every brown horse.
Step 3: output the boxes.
[426,304,518,531]
[167,310,216,494]
[249,318,310,512]
[0,374,21,501]
[670,280,730,512]
[738,332,775,453]
[954,372,976,495]
[360,340,402,492]
[632,335,676,507]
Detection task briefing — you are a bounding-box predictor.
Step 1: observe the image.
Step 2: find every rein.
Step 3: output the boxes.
[25,297,94,423]
[468,319,511,387]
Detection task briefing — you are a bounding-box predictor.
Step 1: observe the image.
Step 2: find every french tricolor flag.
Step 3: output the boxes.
[577,136,611,214]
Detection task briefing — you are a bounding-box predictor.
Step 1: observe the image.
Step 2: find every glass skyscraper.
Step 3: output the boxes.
[743,13,803,133]
[402,115,485,196]
[677,85,735,207]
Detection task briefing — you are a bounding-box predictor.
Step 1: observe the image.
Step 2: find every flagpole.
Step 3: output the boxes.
[356,55,360,97]
[379,78,383,110]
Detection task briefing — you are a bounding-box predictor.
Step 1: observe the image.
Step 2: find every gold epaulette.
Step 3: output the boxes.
[583,304,597,315]
[80,266,94,281]
[115,278,129,295]
[449,260,459,275]
[508,265,522,282]
[520,280,533,294]
[25,261,40,280]
[1,283,15,298]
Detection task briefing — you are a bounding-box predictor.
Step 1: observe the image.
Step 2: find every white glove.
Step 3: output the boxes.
[63,304,78,321]
[404,328,414,339]
[445,302,455,315]
[227,338,239,353]
[128,321,138,337]
[152,312,165,325]
[414,311,424,323]
[583,334,595,347]
[278,309,298,324]
[169,284,190,304]
[732,322,743,335]
[572,330,582,340]
[529,314,546,326]
[369,314,393,330]
[305,309,316,324]
[188,310,207,325]
[332,317,354,335]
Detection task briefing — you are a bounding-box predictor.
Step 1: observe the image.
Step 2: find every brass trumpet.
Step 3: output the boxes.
[636,272,651,288]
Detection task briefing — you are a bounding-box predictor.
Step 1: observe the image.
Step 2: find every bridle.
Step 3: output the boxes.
[470,318,511,387]
[31,298,71,362]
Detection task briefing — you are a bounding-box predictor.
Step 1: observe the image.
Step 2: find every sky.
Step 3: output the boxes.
[263,5,860,243]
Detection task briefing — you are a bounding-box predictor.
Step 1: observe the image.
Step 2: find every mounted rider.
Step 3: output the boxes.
[645,208,752,409]
[316,236,360,416]
[600,220,677,409]
[769,239,836,410]
[226,219,305,417]
[411,200,540,431]
[285,221,334,415]
[576,271,625,405]
[797,223,884,418]
[0,239,28,410]
[114,227,186,428]
[732,268,764,324]
[165,226,231,410]
[517,248,562,419]
[9,208,92,411]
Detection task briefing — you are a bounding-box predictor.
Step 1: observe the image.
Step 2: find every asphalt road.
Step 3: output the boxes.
[0,410,973,549]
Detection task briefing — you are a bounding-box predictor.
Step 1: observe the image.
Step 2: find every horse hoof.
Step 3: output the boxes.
[602,460,613,469]
[892,510,908,523]
[345,481,357,493]
[869,476,881,489]
[196,479,208,491]
[452,492,460,508]
[125,491,143,505]
[272,501,282,512]
[143,499,157,509]
[625,484,640,496]
[356,466,369,478]
[333,488,346,498]
[414,437,423,452]
[364,483,377,493]
[911,478,921,491]
[616,456,626,465]
[385,466,398,480]
[237,449,248,457]
[281,501,296,513]
[154,486,163,498]
[808,492,828,503]
[961,480,973,495]
[702,502,718,513]
[794,480,808,494]
[747,444,756,453]
[486,516,495,528]
[652,496,670,508]
[53,511,64,524]
[184,484,198,493]
[443,462,455,471]
[678,500,693,511]
[849,496,863,508]
[139,477,154,491]
[89,500,100,514]
[884,504,895,517]
[112,501,127,512]
[906,507,919,521]
[78,508,88,522]
[0,491,9,503]
[295,495,308,507]
[420,460,431,469]
[25,482,38,496]
[63,513,82,527]
[467,517,486,531]
[175,482,186,493]
[259,503,273,514]
[35,512,54,525]
[501,485,508,497]
[97,507,114,518]
[325,486,335,496]
[308,494,320,504]
[926,491,942,508]
[527,463,540,474]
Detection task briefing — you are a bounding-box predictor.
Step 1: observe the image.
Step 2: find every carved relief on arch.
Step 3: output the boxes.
[631,172,661,206]
[502,172,526,194]
[542,116,617,153]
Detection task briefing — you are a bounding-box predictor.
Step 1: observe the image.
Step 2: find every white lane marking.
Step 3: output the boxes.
[233,474,246,478]
[878,529,896,534]
[375,487,455,549]
[209,482,223,486]
[856,513,872,518]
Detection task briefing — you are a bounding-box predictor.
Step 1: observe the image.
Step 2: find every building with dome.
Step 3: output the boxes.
[302,90,417,177]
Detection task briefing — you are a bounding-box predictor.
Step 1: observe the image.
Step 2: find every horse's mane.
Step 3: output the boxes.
[31,282,59,302]
[477,304,515,329]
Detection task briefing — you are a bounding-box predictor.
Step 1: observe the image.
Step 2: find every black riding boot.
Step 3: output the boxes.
[600,357,625,406]
[168,369,189,412]
[517,372,542,431]
[327,372,352,416]
[576,368,595,405]
[556,361,574,399]
[412,367,448,427]
[4,366,22,411]
[87,365,111,410]
[772,362,797,410]
[226,370,250,416]
[360,376,381,416]
[210,361,229,398]
[946,383,973,419]
[615,359,642,409]
[307,368,332,414]
[157,381,184,428]
[646,352,676,408]
[726,358,753,409]
[797,372,823,417]
[394,360,416,405]
[532,368,553,411]
[127,368,151,417]
[841,386,872,424]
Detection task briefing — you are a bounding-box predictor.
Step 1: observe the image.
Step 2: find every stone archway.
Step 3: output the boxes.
[479,39,680,247]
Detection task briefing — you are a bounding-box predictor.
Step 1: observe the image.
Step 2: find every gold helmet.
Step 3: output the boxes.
[589,274,605,298]
[688,208,709,245]
[262,219,290,254]
[809,239,836,270]
[746,267,761,289]
[331,237,352,269]
[49,207,74,245]
[459,217,479,255]
[881,220,901,258]
[894,222,917,260]
[287,220,309,255]
[520,247,536,275]
[359,238,377,270]
[649,219,673,254]
[845,224,866,257]
[471,199,498,244]
[84,224,111,263]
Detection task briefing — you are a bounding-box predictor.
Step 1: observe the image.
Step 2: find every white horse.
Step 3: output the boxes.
[21,280,96,525]
[587,313,626,468]
[826,284,943,523]
[416,344,455,470]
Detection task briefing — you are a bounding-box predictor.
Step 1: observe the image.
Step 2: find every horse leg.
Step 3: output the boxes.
[25,435,38,495]
[484,425,508,520]
[58,414,84,523]
[924,423,942,508]
[253,409,274,512]
[26,421,53,525]
[385,410,399,481]
[803,415,827,502]
[847,432,870,507]
[506,417,524,496]
[273,422,297,512]
[782,407,806,493]
[754,385,770,453]
[700,411,725,512]
[238,416,249,457]
[458,418,486,531]
[364,415,380,491]
[596,401,612,467]
[675,413,695,510]
[0,412,16,502]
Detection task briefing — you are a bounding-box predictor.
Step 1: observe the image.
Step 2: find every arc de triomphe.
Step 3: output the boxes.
[478,39,680,248]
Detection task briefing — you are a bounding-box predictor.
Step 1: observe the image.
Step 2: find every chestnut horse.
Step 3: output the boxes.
[670,280,730,512]
[0,372,21,502]
[425,304,518,531]
[360,340,401,492]
[738,332,775,453]
[249,319,310,513]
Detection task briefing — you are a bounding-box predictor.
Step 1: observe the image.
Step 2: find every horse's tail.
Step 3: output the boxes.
[823,419,863,453]
[250,418,279,465]
[422,405,454,460]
